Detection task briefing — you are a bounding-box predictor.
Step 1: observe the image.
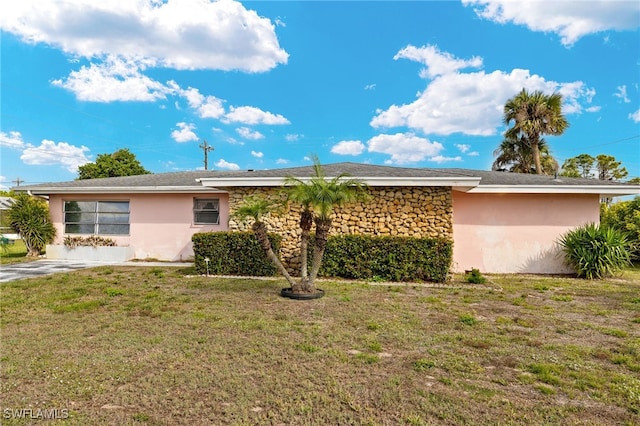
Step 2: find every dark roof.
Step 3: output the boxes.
[14,162,639,194]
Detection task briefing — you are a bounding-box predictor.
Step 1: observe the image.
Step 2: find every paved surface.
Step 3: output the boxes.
[0,260,189,283]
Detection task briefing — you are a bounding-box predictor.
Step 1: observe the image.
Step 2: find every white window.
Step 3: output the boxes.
[194,198,219,224]
[64,201,130,235]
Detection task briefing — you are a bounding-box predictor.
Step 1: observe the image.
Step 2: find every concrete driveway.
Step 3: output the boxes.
[0,260,190,283]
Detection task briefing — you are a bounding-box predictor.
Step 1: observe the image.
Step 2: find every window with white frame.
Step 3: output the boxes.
[64,201,130,235]
[193,198,220,224]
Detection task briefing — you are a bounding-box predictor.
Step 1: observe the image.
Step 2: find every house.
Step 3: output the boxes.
[0,196,19,242]
[15,163,640,274]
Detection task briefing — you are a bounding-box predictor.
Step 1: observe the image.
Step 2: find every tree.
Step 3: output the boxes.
[595,154,628,181]
[7,193,56,256]
[601,196,640,262]
[560,154,596,178]
[492,134,558,174]
[77,148,150,180]
[503,89,569,175]
[234,157,369,295]
[629,177,640,185]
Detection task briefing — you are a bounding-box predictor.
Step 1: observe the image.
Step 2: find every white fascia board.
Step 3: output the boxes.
[197,176,482,188]
[18,187,228,195]
[466,185,640,196]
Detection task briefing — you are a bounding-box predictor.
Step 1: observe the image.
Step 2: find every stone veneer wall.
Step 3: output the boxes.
[227,186,453,273]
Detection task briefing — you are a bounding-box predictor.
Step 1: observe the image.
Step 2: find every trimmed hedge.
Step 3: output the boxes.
[192,231,281,276]
[313,235,453,283]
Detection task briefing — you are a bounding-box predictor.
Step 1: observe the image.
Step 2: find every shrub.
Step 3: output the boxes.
[313,235,453,283]
[601,197,640,262]
[192,231,282,276]
[7,193,56,256]
[64,235,116,248]
[465,268,487,284]
[558,223,631,279]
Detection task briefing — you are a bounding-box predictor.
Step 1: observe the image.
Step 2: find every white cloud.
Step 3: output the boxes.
[0,0,288,72]
[21,140,90,172]
[251,150,264,158]
[0,131,26,149]
[223,106,290,125]
[614,85,631,103]
[455,143,470,153]
[463,0,640,46]
[237,127,265,140]
[52,57,168,102]
[215,159,240,171]
[364,83,376,91]
[371,45,596,137]
[429,155,462,164]
[178,86,225,119]
[394,45,483,78]
[468,151,480,156]
[331,140,366,156]
[285,134,301,142]
[630,109,640,123]
[276,158,289,164]
[586,106,602,113]
[171,122,198,143]
[367,133,443,164]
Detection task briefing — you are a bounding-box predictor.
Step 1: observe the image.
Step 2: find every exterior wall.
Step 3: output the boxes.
[452,192,600,274]
[47,193,229,261]
[227,186,453,273]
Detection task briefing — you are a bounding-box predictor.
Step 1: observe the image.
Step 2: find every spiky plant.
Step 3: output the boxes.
[558,223,631,279]
[7,193,56,256]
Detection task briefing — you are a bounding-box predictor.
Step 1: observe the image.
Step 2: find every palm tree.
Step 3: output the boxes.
[503,89,568,175]
[492,134,557,175]
[7,193,56,256]
[232,196,297,289]
[285,157,369,292]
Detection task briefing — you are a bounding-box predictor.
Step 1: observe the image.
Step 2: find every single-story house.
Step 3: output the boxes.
[15,162,640,273]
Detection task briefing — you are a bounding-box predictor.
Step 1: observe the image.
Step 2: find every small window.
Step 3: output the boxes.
[64,201,130,235]
[194,198,219,224]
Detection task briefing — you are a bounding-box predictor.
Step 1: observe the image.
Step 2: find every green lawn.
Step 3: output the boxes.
[1,267,639,425]
[0,239,32,265]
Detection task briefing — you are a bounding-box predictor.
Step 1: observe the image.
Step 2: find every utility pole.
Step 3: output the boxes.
[12,177,23,187]
[199,140,214,170]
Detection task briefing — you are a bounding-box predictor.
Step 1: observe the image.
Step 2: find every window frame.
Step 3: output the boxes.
[193,198,220,225]
[63,200,130,236]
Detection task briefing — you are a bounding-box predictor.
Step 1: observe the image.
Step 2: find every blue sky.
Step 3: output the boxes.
[1,0,639,188]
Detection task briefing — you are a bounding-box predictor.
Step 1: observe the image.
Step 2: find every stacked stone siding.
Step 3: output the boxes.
[228,186,453,273]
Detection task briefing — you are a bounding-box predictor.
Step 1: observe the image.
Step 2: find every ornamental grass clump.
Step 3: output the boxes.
[559,223,631,279]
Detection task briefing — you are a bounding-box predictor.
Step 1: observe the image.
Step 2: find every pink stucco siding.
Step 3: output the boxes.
[452,191,601,274]
[48,193,229,261]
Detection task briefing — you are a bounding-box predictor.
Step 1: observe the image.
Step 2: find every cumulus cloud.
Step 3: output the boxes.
[52,57,169,102]
[177,86,225,119]
[614,85,631,103]
[0,131,26,149]
[630,109,640,123]
[216,159,240,170]
[463,0,640,46]
[455,144,470,153]
[331,140,366,156]
[223,106,290,125]
[171,122,198,143]
[371,45,597,137]
[367,133,444,164]
[285,134,301,142]
[237,127,265,140]
[21,140,90,172]
[0,0,288,72]
[251,150,264,158]
[429,155,462,164]
[276,158,289,164]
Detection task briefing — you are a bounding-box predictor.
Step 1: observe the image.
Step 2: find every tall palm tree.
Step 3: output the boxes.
[492,134,557,175]
[503,89,568,175]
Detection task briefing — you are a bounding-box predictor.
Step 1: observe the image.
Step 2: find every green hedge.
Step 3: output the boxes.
[313,235,453,283]
[192,231,281,276]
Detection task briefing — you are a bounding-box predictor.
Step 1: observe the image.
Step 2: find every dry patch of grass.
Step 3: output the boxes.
[1,266,639,425]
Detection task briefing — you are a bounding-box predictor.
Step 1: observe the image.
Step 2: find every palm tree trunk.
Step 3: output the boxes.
[299,209,313,280]
[252,221,298,290]
[532,139,542,175]
[308,217,332,291]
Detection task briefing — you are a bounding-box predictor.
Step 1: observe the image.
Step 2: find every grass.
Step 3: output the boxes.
[1,267,639,425]
[0,239,32,265]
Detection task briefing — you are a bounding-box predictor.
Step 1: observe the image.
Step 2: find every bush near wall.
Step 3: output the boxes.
[314,235,453,283]
[192,232,282,276]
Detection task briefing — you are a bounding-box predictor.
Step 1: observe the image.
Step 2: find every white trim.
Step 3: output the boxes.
[465,185,640,196]
[19,187,229,195]
[197,176,482,188]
